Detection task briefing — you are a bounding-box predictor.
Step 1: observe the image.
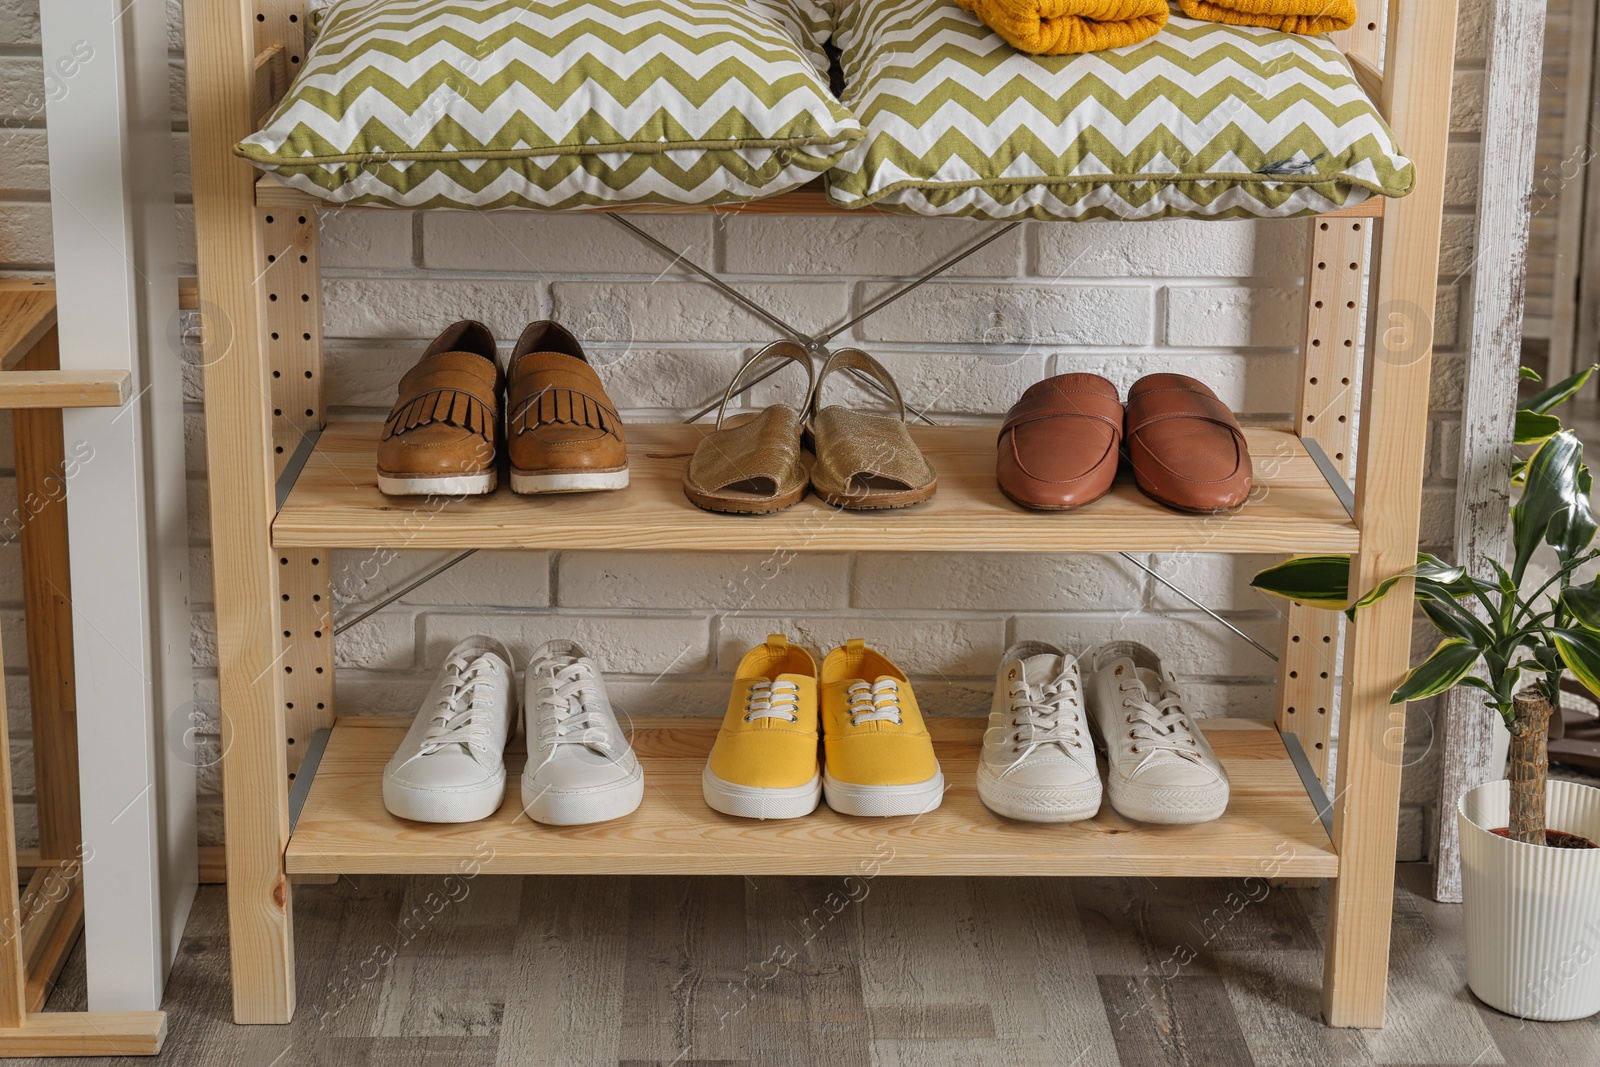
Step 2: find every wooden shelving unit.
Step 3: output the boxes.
[184,0,1460,1032]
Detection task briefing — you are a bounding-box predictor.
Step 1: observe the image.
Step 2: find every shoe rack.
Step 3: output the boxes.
[0,283,166,1054]
[185,0,1458,1031]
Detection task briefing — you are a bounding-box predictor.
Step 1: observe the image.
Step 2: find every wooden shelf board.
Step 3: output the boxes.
[285,716,1338,878]
[254,174,1387,219]
[273,421,1359,553]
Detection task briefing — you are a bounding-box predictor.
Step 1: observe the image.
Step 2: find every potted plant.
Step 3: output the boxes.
[1251,365,1600,1020]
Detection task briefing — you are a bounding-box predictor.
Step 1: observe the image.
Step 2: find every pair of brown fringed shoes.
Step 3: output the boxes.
[681,341,938,514]
[376,320,628,497]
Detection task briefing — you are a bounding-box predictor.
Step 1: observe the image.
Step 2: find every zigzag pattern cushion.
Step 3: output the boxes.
[238,0,861,209]
[828,0,1415,220]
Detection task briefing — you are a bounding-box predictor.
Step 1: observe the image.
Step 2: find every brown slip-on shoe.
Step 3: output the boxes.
[506,321,629,494]
[1124,374,1252,513]
[377,320,502,496]
[996,373,1122,510]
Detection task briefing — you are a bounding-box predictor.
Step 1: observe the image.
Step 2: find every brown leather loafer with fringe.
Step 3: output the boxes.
[376,320,502,497]
[506,321,629,494]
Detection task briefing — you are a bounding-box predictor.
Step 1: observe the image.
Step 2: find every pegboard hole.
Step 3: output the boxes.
[316,702,326,711]
[303,333,312,342]
[301,294,311,303]
[257,13,266,21]
[305,371,314,379]
[1314,742,1325,751]
[1289,671,1299,679]
[285,703,293,711]
[265,215,274,224]
[1344,339,1354,348]
[1340,377,1350,385]
[288,737,296,745]
[311,557,321,565]
[1291,635,1301,643]
[275,446,284,454]
[1317,707,1327,715]
[1287,706,1296,714]
[283,630,291,638]
[1319,222,1329,231]
[315,667,324,675]
[1349,262,1358,270]
[289,12,299,21]
[284,666,293,674]
[1334,451,1345,461]
[299,255,308,264]
[312,594,322,602]
[1322,635,1332,643]
[289,773,296,781]
[1320,671,1329,679]
[272,371,282,379]
[1306,414,1316,423]
[1309,376,1318,385]
[314,631,323,639]
[268,293,279,302]
[267,254,276,264]
[1311,339,1321,347]
[281,593,290,602]
[280,557,289,565]
[1338,415,1347,423]
[274,408,283,416]
[298,216,307,225]
[1314,301,1324,309]
[1346,301,1356,309]
[271,332,280,341]
[306,408,315,417]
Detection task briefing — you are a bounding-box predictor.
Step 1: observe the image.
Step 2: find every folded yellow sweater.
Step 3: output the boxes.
[957,0,1169,55]
[1177,0,1356,34]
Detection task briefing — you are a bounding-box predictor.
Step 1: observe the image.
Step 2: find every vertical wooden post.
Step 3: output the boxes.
[183,0,299,1023]
[0,619,29,1030]
[1322,0,1460,1028]
[1279,217,1369,785]
[1432,0,1550,903]
[11,330,81,862]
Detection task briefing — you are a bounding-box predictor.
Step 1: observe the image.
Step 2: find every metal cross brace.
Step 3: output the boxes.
[334,216,1272,662]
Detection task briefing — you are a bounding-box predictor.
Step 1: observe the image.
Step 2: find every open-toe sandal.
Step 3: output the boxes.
[682,341,816,515]
[806,348,937,510]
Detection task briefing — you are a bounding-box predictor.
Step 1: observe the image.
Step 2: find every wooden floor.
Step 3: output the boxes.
[24,866,1600,1066]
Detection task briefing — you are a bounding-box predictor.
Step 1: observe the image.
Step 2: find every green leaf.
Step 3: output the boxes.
[1553,628,1600,699]
[1521,366,1543,382]
[1523,364,1597,414]
[1514,409,1563,444]
[1548,463,1598,561]
[1418,595,1494,648]
[1511,458,1529,486]
[1563,583,1600,630]
[1512,431,1585,580]
[1248,556,1351,607]
[1413,552,1467,586]
[1391,639,1482,703]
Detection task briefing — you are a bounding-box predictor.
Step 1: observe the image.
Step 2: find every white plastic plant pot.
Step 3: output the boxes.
[1459,778,1600,1020]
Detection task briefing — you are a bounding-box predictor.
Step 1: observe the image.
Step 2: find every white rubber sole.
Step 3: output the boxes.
[975,763,1102,823]
[377,470,497,497]
[521,765,645,826]
[1106,775,1230,825]
[823,767,945,818]
[510,467,629,494]
[702,767,821,820]
[382,769,506,824]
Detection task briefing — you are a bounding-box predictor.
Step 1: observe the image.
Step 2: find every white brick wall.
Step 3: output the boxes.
[0,0,1494,862]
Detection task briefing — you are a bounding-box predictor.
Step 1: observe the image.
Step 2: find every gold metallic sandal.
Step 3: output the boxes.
[807,348,937,510]
[682,341,816,515]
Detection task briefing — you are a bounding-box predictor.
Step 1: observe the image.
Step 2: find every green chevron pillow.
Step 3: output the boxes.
[238,0,861,210]
[828,0,1415,220]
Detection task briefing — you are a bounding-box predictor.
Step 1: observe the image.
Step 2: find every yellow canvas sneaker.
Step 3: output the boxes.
[820,639,944,817]
[702,635,821,820]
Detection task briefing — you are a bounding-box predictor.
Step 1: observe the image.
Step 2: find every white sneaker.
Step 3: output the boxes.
[521,640,645,825]
[382,638,516,823]
[1083,641,1230,825]
[977,642,1100,822]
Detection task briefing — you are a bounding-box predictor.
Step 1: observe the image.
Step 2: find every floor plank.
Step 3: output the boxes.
[20,867,1600,1066]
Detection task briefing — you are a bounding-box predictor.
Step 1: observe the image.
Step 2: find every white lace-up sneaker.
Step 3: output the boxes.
[520,640,645,825]
[977,642,1100,823]
[382,637,516,823]
[1083,641,1230,824]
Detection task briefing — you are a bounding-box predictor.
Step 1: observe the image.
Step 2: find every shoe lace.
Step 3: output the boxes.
[744,679,800,723]
[1118,676,1203,767]
[417,653,499,757]
[531,656,616,757]
[846,678,903,726]
[1003,675,1085,772]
